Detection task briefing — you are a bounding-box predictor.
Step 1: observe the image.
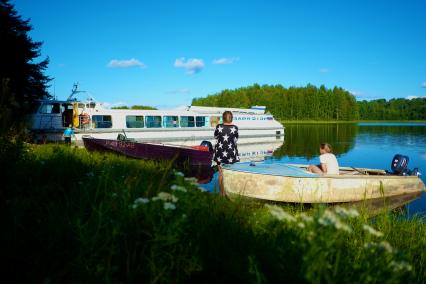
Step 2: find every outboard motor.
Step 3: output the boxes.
[200,140,213,152]
[391,154,409,175]
[390,154,421,176]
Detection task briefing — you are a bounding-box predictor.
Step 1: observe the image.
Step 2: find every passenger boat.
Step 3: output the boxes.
[30,84,284,145]
[222,161,426,203]
[82,136,213,166]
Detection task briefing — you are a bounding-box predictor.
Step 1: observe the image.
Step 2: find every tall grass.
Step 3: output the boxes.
[1,144,425,283]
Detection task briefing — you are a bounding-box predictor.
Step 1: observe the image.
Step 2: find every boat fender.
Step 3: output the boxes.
[200,140,213,152]
[80,113,90,124]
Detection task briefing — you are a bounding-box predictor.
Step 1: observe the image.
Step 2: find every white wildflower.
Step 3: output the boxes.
[152,192,178,203]
[170,184,187,192]
[335,206,360,218]
[390,260,413,272]
[363,224,384,237]
[318,209,352,233]
[173,171,184,177]
[163,202,176,210]
[184,177,199,185]
[265,204,296,222]
[318,210,340,226]
[134,197,149,205]
[335,221,352,233]
[364,241,393,254]
[131,197,149,209]
[298,212,314,223]
[297,222,306,229]
[378,241,393,254]
[197,186,207,192]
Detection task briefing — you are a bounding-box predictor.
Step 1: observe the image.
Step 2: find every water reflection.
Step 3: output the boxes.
[336,192,424,217]
[273,123,358,159]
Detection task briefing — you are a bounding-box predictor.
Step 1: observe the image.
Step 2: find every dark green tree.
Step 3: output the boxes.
[0,0,50,122]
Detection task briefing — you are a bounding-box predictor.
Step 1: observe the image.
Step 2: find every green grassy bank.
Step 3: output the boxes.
[1,143,426,283]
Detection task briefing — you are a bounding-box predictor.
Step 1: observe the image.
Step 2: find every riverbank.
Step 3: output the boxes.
[2,143,426,283]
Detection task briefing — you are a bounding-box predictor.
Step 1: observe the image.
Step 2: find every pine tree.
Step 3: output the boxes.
[0,0,50,121]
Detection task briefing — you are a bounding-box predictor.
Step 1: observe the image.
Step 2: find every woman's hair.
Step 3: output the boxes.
[223,111,233,123]
[320,143,332,153]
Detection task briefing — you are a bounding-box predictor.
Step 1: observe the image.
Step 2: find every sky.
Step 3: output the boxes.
[12,0,426,108]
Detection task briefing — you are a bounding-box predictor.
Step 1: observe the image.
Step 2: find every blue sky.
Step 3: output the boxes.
[13,0,426,108]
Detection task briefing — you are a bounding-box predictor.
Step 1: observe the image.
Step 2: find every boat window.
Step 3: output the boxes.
[196,116,209,127]
[86,102,96,108]
[209,116,222,127]
[78,103,85,108]
[39,103,61,114]
[180,116,195,127]
[126,115,144,128]
[92,115,112,128]
[146,116,162,128]
[163,116,179,128]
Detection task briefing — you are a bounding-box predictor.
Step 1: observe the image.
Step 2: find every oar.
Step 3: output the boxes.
[351,167,367,175]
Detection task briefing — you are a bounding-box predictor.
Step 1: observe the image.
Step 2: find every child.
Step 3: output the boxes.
[63,124,75,145]
[212,111,240,196]
[308,143,339,175]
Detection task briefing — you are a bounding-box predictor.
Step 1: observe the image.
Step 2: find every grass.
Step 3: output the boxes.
[1,142,426,283]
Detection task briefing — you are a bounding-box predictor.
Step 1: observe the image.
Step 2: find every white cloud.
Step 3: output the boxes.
[165,88,191,95]
[319,68,329,73]
[174,57,204,74]
[212,57,239,65]
[406,95,425,100]
[108,58,146,68]
[422,82,426,88]
[349,90,365,97]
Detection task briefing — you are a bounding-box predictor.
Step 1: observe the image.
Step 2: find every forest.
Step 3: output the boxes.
[191,84,426,121]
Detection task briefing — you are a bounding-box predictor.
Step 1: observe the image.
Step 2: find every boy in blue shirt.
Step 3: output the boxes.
[63,124,75,145]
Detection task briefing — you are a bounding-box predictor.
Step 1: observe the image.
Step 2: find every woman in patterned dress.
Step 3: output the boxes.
[212,111,240,196]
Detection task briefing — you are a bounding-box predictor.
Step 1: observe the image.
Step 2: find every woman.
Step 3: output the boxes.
[308,143,339,175]
[212,111,240,196]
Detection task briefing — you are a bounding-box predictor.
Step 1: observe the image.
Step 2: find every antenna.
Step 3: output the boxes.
[67,82,86,101]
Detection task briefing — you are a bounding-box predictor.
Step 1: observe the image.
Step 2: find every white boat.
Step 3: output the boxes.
[222,162,426,203]
[30,84,285,146]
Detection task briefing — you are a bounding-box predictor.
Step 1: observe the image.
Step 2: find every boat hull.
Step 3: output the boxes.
[82,137,213,166]
[223,163,426,203]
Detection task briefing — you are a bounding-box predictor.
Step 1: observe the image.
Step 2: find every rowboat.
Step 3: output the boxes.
[222,161,425,203]
[82,136,213,166]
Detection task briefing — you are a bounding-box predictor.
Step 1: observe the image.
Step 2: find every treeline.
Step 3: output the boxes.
[192,84,359,121]
[192,84,426,121]
[358,98,426,120]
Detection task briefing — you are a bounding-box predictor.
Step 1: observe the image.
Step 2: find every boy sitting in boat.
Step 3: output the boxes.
[308,143,339,175]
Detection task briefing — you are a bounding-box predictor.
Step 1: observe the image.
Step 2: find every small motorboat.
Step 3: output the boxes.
[222,158,426,203]
[82,136,213,166]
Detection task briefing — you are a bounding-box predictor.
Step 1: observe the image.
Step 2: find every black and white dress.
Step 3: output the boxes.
[212,123,240,165]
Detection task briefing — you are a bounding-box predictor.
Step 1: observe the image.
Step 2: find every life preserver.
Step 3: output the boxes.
[80,113,90,124]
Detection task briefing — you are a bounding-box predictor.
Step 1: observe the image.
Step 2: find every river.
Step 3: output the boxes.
[201,122,426,215]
